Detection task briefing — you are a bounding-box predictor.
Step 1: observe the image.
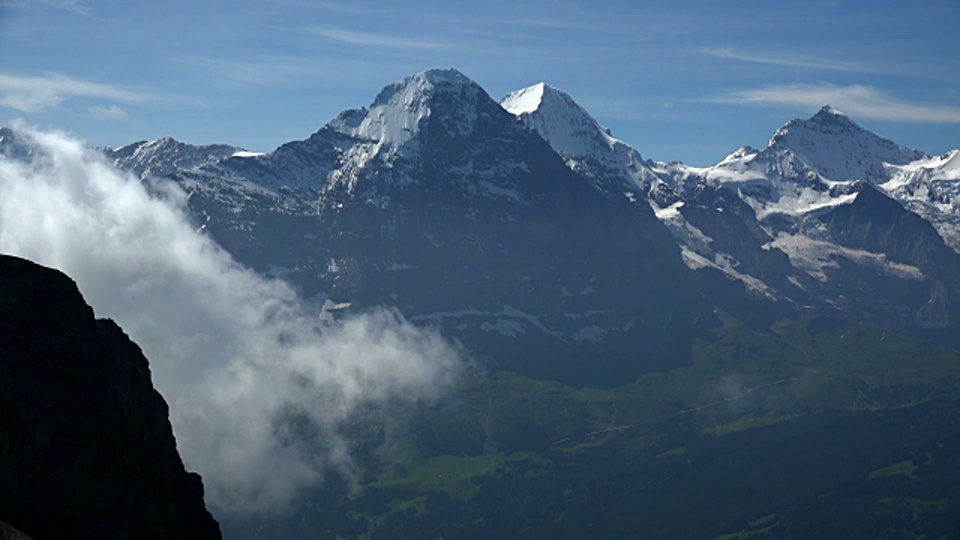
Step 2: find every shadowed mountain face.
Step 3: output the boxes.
[112,69,714,387]
[497,85,960,342]
[93,69,960,376]
[0,255,221,540]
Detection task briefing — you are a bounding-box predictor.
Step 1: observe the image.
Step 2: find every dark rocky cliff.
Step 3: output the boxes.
[0,255,221,539]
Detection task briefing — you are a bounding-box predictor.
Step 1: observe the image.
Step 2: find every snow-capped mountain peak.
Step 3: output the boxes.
[249,68,502,194]
[500,82,547,115]
[330,68,486,151]
[104,136,240,179]
[500,82,662,193]
[501,83,618,154]
[719,146,760,164]
[766,105,927,183]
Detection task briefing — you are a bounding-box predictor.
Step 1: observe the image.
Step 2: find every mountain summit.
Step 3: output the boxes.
[501,83,662,194]
[765,105,928,183]
[329,68,486,152]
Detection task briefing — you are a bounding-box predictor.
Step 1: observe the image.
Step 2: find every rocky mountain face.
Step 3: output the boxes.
[93,69,960,372]
[0,255,221,540]
[105,137,242,180]
[883,149,960,250]
[762,105,926,183]
[497,85,960,341]
[501,83,663,195]
[104,69,715,386]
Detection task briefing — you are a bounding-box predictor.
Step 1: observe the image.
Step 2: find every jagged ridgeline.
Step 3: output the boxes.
[98,69,960,385]
[106,69,715,386]
[0,255,221,540]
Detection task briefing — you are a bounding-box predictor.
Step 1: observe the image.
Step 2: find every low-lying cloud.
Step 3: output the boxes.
[0,125,462,513]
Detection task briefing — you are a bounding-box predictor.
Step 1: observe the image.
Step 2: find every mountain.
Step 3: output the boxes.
[0,255,221,540]
[498,86,960,340]
[761,105,926,183]
[883,149,960,250]
[105,69,713,386]
[8,69,960,538]
[95,69,960,356]
[105,137,242,180]
[686,106,926,224]
[501,83,663,195]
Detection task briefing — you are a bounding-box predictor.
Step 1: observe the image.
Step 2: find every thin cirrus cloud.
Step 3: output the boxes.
[714,83,960,123]
[39,0,109,22]
[88,104,127,119]
[699,48,881,74]
[312,27,448,51]
[0,72,156,113]
[177,56,332,87]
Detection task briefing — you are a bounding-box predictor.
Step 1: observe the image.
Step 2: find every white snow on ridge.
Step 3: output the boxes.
[883,149,960,191]
[317,69,489,194]
[765,105,927,183]
[649,199,715,256]
[501,82,619,155]
[501,82,662,193]
[880,149,960,253]
[480,319,527,337]
[340,69,479,149]
[501,83,545,115]
[680,248,777,300]
[654,201,685,220]
[750,191,858,221]
[324,70,475,183]
[232,151,265,158]
[767,234,925,282]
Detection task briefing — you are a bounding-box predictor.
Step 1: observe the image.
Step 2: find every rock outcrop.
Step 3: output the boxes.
[0,255,221,539]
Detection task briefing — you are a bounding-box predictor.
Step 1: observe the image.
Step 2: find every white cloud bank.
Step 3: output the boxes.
[714,83,960,123]
[0,125,462,513]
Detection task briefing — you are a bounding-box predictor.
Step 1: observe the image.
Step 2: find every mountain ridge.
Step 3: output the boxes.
[46,67,960,357]
[97,69,716,386]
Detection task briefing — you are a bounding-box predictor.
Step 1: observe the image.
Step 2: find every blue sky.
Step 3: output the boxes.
[1,0,958,165]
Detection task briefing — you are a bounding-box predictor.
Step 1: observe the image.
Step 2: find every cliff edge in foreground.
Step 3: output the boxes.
[0,255,221,539]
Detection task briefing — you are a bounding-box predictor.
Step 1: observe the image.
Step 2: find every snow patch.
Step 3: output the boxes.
[654,201,684,220]
[480,319,526,337]
[681,248,777,300]
[571,325,607,343]
[768,234,925,282]
[501,82,545,115]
